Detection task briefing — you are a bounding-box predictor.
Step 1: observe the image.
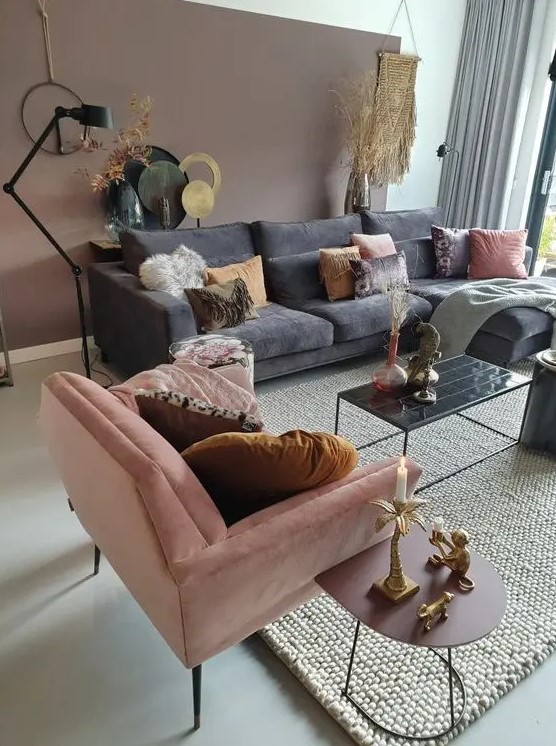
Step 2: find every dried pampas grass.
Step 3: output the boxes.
[332,70,376,177]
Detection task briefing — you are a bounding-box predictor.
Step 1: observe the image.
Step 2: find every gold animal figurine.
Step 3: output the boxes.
[428,528,475,591]
[417,591,454,632]
[406,323,442,386]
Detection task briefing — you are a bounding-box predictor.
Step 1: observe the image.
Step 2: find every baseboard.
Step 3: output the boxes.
[10,336,96,364]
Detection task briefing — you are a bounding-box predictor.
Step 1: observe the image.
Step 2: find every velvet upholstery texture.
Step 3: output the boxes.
[468,228,528,280]
[361,207,445,241]
[431,225,470,278]
[350,232,396,258]
[183,429,359,524]
[264,250,325,305]
[204,255,269,307]
[214,303,334,359]
[409,278,473,309]
[350,253,410,298]
[121,223,255,276]
[40,368,423,669]
[252,214,362,260]
[298,293,432,343]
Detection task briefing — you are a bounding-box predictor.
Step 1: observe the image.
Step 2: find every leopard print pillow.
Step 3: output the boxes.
[135,389,263,452]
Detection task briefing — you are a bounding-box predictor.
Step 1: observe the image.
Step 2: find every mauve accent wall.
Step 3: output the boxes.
[0,0,398,350]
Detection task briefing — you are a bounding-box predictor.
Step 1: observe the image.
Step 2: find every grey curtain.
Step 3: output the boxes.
[438,0,535,228]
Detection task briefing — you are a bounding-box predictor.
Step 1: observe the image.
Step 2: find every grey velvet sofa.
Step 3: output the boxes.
[88,208,552,381]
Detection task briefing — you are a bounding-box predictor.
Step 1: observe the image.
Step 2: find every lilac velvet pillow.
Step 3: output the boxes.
[350,252,409,298]
[431,225,470,278]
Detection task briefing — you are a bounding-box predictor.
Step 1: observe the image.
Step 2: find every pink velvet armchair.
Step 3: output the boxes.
[40,367,422,730]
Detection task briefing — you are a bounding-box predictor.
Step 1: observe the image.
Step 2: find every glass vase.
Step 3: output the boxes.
[372,332,408,392]
[104,178,145,240]
[344,170,371,214]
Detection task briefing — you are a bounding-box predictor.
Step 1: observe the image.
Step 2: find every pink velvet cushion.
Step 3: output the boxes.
[135,389,263,451]
[350,232,396,259]
[110,360,261,421]
[468,228,528,280]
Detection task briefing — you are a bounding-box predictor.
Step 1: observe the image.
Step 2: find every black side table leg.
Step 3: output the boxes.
[334,396,341,436]
[342,619,360,696]
[448,647,455,727]
[403,431,409,456]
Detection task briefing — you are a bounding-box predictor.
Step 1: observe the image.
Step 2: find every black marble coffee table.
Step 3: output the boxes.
[334,355,531,492]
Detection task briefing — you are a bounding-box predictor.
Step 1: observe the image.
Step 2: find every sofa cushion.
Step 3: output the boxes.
[135,389,263,452]
[319,247,360,301]
[468,228,528,280]
[186,278,258,332]
[361,207,444,241]
[183,429,359,525]
[121,223,255,276]
[481,306,555,341]
[251,214,362,260]
[395,238,437,279]
[409,279,472,309]
[215,303,334,359]
[298,294,433,343]
[204,255,269,307]
[264,250,325,305]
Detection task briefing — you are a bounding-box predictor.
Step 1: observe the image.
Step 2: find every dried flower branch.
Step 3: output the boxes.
[383,284,410,335]
[332,70,376,176]
[80,94,153,191]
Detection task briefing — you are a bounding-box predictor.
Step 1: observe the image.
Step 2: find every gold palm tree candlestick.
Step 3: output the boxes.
[371,496,427,603]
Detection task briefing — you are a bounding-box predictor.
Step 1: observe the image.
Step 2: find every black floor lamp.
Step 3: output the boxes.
[3,104,114,378]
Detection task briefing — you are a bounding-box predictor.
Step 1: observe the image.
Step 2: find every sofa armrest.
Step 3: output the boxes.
[175,458,421,587]
[88,262,198,376]
[524,245,533,274]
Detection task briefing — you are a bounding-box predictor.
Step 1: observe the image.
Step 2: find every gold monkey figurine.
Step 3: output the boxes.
[417,591,454,632]
[428,528,475,591]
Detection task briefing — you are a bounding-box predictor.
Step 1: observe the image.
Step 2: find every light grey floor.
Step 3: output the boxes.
[1,352,555,745]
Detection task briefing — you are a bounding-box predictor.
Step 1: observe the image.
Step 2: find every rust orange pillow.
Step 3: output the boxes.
[182,429,359,524]
[204,255,268,307]
[319,247,361,301]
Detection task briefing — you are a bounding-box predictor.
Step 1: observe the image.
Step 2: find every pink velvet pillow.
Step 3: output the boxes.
[468,229,528,280]
[350,233,396,260]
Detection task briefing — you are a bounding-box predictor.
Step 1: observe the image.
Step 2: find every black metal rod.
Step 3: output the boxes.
[448,648,455,726]
[192,665,202,730]
[93,545,101,575]
[415,440,518,494]
[2,108,91,378]
[334,396,341,435]
[456,412,515,440]
[342,619,360,696]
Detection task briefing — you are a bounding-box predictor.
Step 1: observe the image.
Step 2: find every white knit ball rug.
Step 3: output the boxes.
[257,358,556,745]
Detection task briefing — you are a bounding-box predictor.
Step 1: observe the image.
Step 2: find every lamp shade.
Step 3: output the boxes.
[73,104,114,129]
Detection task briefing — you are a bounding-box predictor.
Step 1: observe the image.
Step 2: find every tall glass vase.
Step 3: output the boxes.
[104,178,145,240]
[344,170,371,214]
[372,331,408,392]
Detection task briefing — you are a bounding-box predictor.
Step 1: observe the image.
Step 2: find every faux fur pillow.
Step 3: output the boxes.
[135,389,263,451]
[139,245,207,297]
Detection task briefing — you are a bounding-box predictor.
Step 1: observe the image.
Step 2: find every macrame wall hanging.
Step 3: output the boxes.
[367,0,421,186]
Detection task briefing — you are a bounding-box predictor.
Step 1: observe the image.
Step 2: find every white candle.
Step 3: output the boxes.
[395,456,408,503]
[432,517,444,533]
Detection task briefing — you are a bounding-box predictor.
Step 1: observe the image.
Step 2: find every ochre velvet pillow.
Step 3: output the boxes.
[183,429,359,524]
[204,255,269,307]
[136,389,263,452]
[350,232,396,260]
[468,228,528,280]
[319,247,361,301]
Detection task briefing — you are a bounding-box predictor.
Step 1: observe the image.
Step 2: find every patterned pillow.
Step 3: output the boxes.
[186,278,257,332]
[431,225,470,278]
[350,252,409,298]
[135,389,263,451]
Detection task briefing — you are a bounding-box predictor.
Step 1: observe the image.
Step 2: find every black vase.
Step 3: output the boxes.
[105,179,144,240]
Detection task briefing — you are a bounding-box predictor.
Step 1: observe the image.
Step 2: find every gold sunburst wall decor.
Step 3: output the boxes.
[179,152,222,219]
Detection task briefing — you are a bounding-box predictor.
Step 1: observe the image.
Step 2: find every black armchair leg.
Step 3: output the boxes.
[93,544,101,575]
[192,665,202,730]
